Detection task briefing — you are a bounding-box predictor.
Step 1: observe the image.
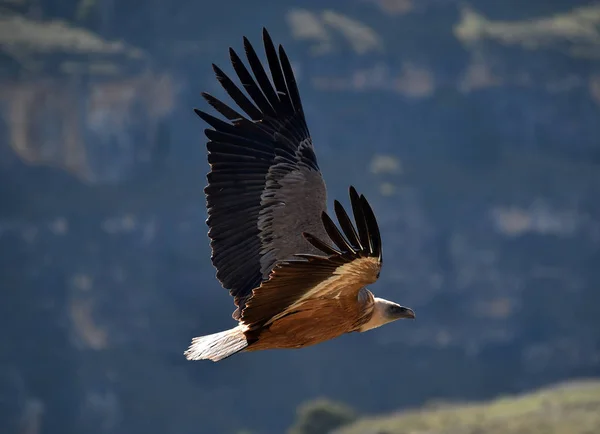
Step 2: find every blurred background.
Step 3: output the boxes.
[1,1,600,433]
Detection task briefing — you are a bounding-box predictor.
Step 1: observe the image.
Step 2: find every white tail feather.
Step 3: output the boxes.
[184,326,248,362]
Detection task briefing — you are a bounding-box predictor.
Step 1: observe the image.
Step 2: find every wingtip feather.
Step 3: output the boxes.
[302,231,342,256]
[262,27,272,42]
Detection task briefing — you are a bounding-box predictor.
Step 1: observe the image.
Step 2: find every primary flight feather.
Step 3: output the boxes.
[185,28,415,362]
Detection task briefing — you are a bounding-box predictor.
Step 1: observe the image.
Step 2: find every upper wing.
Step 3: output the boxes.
[195,28,330,318]
[240,187,383,328]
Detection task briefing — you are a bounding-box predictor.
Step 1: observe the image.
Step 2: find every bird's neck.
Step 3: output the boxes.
[357,294,392,332]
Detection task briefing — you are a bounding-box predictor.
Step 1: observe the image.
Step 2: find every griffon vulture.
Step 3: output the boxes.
[184,28,415,362]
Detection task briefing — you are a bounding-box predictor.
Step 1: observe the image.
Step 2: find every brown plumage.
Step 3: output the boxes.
[184,28,415,362]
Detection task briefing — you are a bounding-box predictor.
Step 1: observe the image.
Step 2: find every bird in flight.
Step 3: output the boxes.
[185,28,415,362]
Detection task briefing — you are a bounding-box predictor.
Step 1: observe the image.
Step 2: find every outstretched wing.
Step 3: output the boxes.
[241,187,383,328]
[196,28,330,318]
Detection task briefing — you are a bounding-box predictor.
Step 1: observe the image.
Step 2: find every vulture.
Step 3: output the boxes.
[184,28,415,362]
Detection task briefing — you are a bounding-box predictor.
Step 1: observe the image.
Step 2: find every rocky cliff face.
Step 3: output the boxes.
[1,1,599,434]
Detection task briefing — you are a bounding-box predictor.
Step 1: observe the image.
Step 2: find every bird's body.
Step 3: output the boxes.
[184,28,415,362]
[246,287,373,351]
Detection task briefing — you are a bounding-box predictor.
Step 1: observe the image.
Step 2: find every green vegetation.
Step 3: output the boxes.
[333,380,600,434]
[0,11,145,76]
[284,381,600,434]
[286,8,383,56]
[288,398,358,434]
[454,4,600,58]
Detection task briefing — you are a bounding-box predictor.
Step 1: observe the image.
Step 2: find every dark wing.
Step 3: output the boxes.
[241,187,382,327]
[196,28,330,319]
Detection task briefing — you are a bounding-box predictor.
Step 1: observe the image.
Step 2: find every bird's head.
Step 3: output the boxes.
[385,300,416,321]
[358,297,415,332]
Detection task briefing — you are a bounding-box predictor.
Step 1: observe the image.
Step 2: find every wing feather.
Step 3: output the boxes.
[262,29,295,117]
[303,233,342,256]
[196,28,329,318]
[321,212,357,255]
[360,194,383,263]
[212,64,263,120]
[333,200,362,250]
[243,36,282,113]
[241,187,383,327]
[349,186,369,251]
[278,45,306,120]
[229,47,277,118]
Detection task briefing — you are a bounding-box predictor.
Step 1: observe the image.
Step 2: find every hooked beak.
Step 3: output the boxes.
[398,306,416,319]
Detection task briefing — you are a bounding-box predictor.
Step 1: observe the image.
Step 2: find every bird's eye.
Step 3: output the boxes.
[392,305,406,314]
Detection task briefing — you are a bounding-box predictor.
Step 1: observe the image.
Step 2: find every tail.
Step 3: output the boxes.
[184,326,248,362]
